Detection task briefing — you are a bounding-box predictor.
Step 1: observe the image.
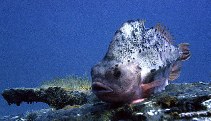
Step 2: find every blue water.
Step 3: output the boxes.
[0,0,210,116]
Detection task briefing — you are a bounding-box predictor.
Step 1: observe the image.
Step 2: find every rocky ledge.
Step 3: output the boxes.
[1,82,211,121]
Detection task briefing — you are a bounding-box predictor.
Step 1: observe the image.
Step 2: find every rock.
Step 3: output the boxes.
[2,87,89,109]
[1,82,211,121]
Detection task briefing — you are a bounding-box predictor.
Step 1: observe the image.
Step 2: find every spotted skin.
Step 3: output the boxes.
[91,20,190,103]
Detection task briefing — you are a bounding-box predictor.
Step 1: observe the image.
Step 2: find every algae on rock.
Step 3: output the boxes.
[40,75,91,91]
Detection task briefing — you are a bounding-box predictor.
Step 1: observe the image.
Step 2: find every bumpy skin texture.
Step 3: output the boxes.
[91,20,189,103]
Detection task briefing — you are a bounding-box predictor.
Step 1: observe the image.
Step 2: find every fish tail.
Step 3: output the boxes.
[179,43,191,61]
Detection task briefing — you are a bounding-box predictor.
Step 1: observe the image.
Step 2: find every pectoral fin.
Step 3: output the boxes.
[140,80,164,97]
[169,61,181,81]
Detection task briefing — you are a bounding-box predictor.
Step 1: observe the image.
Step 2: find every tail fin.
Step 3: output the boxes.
[179,43,191,61]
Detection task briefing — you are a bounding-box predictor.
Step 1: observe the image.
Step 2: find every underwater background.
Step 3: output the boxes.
[0,0,210,117]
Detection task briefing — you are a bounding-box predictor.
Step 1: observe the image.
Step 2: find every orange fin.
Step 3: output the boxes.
[141,80,162,91]
[154,23,174,43]
[140,79,164,97]
[169,61,182,81]
[179,43,191,61]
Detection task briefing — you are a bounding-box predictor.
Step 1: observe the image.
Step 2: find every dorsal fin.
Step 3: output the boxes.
[154,23,174,43]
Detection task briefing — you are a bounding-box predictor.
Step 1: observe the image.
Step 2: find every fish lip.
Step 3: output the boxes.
[92,82,113,94]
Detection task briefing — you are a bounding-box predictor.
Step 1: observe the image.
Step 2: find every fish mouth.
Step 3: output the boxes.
[92,82,113,94]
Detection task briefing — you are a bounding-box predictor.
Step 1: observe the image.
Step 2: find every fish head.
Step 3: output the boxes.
[91,60,143,103]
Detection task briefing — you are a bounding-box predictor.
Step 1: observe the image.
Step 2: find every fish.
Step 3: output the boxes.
[91,20,190,104]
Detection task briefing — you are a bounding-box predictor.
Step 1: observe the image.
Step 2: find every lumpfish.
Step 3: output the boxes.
[91,20,190,104]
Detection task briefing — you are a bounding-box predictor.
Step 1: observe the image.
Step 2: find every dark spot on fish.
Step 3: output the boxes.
[137,66,142,70]
[127,20,135,23]
[122,36,125,41]
[115,64,118,67]
[152,62,156,65]
[113,68,121,79]
[128,60,130,62]
[133,58,135,60]
[132,32,136,37]
[162,29,164,33]
[115,30,123,35]
[139,49,141,53]
[104,55,114,61]
[151,69,156,73]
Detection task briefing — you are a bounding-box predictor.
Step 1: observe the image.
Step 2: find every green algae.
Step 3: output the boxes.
[63,105,81,110]
[157,95,178,108]
[40,75,91,91]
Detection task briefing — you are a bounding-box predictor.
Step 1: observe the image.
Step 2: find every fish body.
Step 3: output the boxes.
[91,20,190,103]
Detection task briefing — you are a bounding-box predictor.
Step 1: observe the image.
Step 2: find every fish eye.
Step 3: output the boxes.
[113,68,121,79]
